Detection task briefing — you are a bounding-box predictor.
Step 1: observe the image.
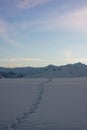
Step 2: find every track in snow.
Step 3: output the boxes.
[6,79,52,130]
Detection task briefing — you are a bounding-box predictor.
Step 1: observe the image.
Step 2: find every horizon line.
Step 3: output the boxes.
[0,62,86,69]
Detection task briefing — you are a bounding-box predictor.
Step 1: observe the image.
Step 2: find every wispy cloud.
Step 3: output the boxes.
[0,18,25,48]
[63,51,73,59]
[63,50,87,64]
[57,6,87,31]
[67,57,87,64]
[19,5,87,32]
[17,0,54,9]
[0,58,45,62]
[0,57,47,67]
[0,58,17,62]
[0,19,8,34]
[5,2,87,35]
[41,6,87,32]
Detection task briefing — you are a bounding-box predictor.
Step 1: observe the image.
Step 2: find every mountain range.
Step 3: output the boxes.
[0,62,87,78]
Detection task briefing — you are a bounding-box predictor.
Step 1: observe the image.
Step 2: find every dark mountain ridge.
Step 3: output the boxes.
[0,62,87,78]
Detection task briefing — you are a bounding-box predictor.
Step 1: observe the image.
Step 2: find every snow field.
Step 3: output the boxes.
[0,78,87,130]
[0,78,46,130]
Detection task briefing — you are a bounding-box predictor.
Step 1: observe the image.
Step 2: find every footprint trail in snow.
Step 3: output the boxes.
[6,79,52,130]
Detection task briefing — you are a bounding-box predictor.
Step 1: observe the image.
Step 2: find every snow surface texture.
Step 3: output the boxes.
[0,78,87,130]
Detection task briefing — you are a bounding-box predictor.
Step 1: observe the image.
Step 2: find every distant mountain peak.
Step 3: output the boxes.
[73,62,83,65]
[73,62,86,67]
[0,62,87,78]
[46,64,56,68]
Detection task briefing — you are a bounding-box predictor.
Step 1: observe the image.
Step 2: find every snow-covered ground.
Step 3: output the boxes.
[0,78,87,130]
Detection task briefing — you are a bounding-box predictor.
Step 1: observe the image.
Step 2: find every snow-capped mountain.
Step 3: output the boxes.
[0,62,87,78]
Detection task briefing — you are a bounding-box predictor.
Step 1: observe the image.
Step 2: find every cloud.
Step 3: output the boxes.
[69,58,87,64]
[63,51,73,59]
[0,19,8,34]
[1,57,87,68]
[63,51,87,64]
[57,6,87,31]
[0,58,16,62]
[0,57,47,67]
[19,5,87,32]
[0,58,45,62]
[8,3,87,33]
[17,0,54,9]
[40,6,87,32]
[0,18,25,48]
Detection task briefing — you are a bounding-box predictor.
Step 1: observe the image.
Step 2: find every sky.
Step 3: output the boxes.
[0,0,87,67]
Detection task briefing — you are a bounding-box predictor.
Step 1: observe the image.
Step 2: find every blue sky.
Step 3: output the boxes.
[0,0,87,67]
